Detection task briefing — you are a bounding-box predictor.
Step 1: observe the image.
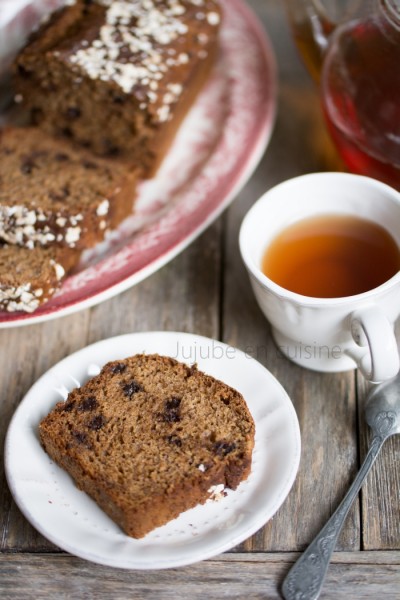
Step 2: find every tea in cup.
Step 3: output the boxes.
[239,173,400,382]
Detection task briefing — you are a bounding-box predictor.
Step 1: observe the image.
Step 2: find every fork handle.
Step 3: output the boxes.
[281,435,385,600]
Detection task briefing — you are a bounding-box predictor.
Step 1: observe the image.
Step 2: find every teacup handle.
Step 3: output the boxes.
[348,306,399,382]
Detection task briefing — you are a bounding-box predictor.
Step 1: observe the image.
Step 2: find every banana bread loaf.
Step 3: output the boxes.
[0,243,80,312]
[39,353,255,538]
[0,126,137,249]
[14,0,222,175]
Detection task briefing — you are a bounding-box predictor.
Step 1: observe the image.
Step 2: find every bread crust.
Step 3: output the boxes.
[39,354,255,538]
[14,0,222,176]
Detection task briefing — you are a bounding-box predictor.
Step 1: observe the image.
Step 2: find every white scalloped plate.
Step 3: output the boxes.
[5,331,300,570]
[0,0,277,327]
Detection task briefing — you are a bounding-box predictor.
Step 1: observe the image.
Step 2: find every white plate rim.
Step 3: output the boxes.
[4,331,301,569]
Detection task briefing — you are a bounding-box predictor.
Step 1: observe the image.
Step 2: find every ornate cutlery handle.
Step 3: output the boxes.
[282,435,385,600]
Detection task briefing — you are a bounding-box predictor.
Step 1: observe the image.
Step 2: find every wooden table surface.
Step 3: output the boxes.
[1,1,399,598]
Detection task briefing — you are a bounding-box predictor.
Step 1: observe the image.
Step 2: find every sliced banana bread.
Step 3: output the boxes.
[39,353,255,538]
[0,243,80,312]
[0,126,137,249]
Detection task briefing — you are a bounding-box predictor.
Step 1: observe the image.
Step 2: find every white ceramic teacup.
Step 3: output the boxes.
[239,173,400,382]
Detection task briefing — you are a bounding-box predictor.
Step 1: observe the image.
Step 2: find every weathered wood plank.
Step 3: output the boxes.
[0,312,91,552]
[1,5,399,600]
[1,552,399,600]
[357,369,400,551]
[0,222,222,552]
[222,1,358,553]
[86,221,222,343]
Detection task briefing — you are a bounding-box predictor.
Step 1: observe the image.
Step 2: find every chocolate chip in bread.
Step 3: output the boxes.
[39,353,255,538]
[0,126,137,249]
[14,0,222,176]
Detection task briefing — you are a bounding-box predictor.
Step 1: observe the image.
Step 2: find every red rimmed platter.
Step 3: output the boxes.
[0,0,277,327]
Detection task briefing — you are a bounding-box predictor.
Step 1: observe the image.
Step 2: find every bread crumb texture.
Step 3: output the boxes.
[0,127,135,250]
[0,243,79,312]
[39,353,255,538]
[14,0,222,172]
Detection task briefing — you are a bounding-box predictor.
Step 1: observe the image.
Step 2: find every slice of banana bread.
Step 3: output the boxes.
[0,243,80,312]
[0,126,137,249]
[14,0,222,176]
[39,353,255,538]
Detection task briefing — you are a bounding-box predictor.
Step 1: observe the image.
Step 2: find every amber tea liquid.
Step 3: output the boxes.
[322,16,400,190]
[290,7,400,189]
[262,215,400,298]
